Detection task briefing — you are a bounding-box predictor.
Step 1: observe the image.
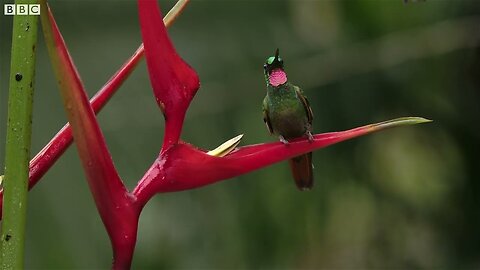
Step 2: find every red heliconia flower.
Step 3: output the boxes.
[0,0,430,269]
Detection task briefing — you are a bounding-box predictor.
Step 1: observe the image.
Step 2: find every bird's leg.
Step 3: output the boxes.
[279,135,289,145]
[306,130,314,143]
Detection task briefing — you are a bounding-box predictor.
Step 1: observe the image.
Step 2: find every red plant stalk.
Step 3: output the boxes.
[28,44,143,184]
[0,0,189,216]
[2,0,431,268]
[138,0,199,152]
[27,0,189,185]
[39,2,138,268]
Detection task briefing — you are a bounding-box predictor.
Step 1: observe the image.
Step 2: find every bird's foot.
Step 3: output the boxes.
[306,131,314,143]
[279,135,289,145]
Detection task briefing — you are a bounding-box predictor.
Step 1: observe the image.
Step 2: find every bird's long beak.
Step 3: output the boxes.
[274,48,280,62]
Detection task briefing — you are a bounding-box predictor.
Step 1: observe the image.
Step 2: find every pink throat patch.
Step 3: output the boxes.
[269,69,287,86]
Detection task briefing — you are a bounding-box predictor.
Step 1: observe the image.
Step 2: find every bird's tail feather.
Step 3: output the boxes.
[288,152,313,191]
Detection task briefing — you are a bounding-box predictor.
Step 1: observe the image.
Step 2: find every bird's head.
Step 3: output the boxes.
[264,48,284,75]
[264,48,287,86]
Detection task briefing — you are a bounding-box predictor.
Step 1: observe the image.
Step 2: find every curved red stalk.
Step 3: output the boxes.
[39,2,138,268]
[24,0,188,189]
[0,0,188,216]
[0,16,144,222]
[0,39,143,221]
[28,45,145,186]
[138,0,199,152]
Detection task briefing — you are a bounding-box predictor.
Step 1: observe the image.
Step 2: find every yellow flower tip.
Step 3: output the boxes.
[207,134,244,157]
[368,117,432,132]
[418,117,433,123]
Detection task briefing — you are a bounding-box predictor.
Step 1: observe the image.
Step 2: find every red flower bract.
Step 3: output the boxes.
[133,117,429,203]
[139,0,199,152]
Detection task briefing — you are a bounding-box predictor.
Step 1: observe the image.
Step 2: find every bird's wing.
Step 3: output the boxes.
[262,97,274,135]
[295,86,314,124]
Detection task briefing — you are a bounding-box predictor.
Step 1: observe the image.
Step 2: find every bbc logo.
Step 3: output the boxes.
[4,4,40,15]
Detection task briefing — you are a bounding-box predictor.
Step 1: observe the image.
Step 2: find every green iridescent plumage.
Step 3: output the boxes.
[262,49,314,190]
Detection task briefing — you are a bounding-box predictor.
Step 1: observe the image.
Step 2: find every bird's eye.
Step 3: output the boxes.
[263,64,267,70]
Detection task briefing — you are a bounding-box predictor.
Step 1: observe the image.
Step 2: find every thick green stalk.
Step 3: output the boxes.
[1,1,39,268]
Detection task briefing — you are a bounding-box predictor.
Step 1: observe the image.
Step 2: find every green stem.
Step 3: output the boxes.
[1,1,39,268]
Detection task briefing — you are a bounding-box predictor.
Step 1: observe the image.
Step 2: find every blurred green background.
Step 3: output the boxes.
[1,0,479,268]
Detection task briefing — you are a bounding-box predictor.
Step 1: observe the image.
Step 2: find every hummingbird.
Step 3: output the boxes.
[262,49,314,191]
